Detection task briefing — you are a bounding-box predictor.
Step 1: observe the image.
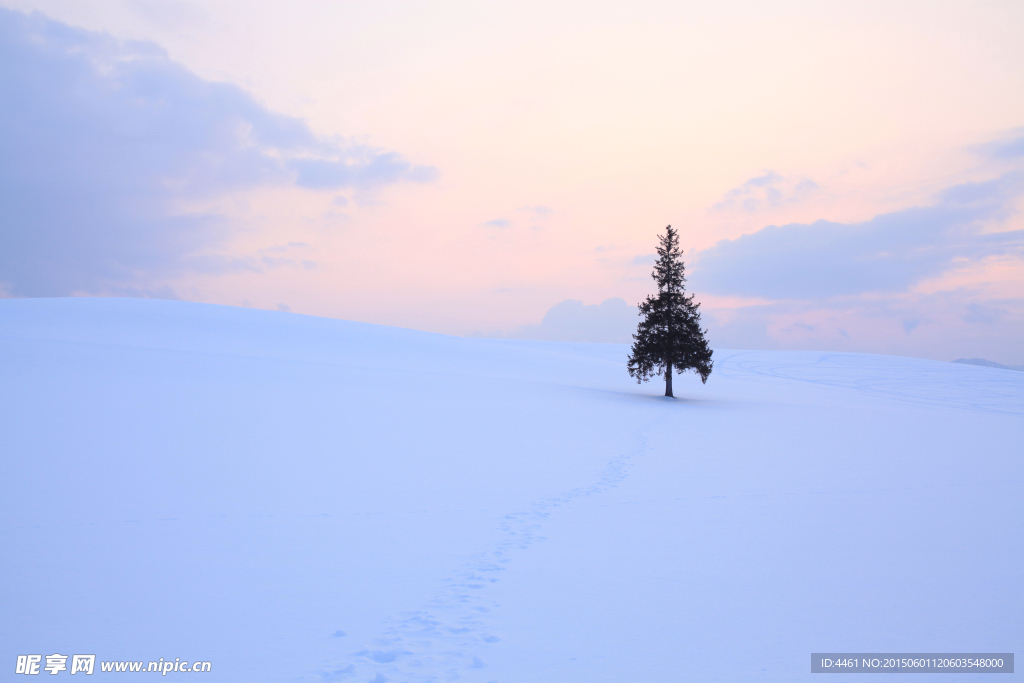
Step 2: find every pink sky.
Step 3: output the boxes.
[2,0,1023,363]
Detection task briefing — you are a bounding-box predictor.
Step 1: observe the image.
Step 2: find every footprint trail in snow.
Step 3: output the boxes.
[310,420,660,683]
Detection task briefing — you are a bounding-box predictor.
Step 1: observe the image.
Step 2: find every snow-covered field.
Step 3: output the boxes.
[2,298,1021,682]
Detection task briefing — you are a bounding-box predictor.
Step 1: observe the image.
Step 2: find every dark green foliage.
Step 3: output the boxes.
[627,225,713,396]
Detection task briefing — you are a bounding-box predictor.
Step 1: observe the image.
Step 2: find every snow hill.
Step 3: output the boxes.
[2,298,1021,683]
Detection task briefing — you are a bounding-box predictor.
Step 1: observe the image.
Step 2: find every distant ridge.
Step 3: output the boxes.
[952,358,1024,372]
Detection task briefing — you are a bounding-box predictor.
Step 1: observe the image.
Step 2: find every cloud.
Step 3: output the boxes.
[292,151,438,190]
[249,242,318,271]
[701,290,1024,364]
[479,206,551,231]
[506,298,637,343]
[0,9,436,296]
[260,242,310,254]
[692,172,1024,300]
[517,205,553,219]
[962,302,1006,325]
[713,170,817,212]
[972,128,1024,161]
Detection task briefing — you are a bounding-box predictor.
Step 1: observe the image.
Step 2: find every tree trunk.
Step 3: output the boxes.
[665,362,674,397]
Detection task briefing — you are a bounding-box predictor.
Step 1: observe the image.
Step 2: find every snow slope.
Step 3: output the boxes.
[1,298,1021,682]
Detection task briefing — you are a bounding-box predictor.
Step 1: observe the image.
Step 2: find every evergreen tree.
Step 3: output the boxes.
[627,225,713,397]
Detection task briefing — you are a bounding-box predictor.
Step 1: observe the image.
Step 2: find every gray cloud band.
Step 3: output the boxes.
[691,172,1024,300]
[0,9,437,297]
